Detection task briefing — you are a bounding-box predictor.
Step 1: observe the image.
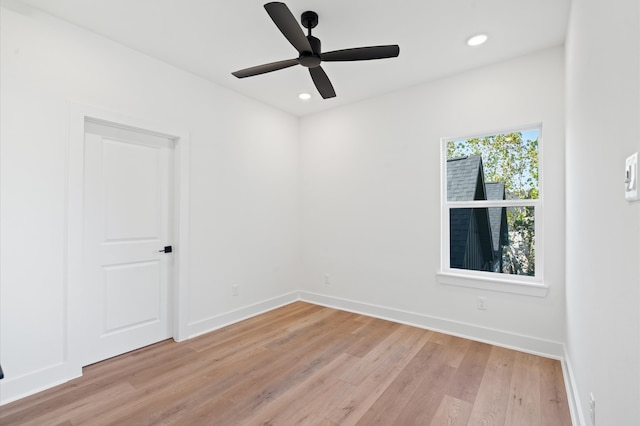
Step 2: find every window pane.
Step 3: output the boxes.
[446,130,539,200]
[449,207,535,276]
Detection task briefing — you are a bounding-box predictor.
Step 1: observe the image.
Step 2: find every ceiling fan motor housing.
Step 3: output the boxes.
[299,35,321,67]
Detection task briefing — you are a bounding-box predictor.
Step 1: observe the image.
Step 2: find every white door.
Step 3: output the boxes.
[82,120,174,366]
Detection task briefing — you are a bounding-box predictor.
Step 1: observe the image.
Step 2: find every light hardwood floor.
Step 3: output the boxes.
[0,302,571,425]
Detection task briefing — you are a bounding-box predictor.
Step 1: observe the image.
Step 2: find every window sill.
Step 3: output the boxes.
[436,272,549,297]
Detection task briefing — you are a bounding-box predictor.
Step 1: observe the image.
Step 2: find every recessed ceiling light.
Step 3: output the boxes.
[466,34,488,47]
[298,93,312,101]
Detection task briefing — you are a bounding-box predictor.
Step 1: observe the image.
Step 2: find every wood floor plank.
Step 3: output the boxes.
[0,302,571,426]
[355,341,445,425]
[311,416,341,426]
[325,327,432,425]
[446,340,492,403]
[346,318,400,358]
[185,304,323,358]
[0,382,136,426]
[539,356,572,426]
[393,349,457,425]
[339,324,423,386]
[222,311,360,400]
[170,397,239,426]
[98,366,243,425]
[0,339,191,422]
[505,351,542,425]
[66,348,242,424]
[213,312,363,424]
[432,333,473,368]
[241,353,361,425]
[428,395,473,426]
[467,345,516,425]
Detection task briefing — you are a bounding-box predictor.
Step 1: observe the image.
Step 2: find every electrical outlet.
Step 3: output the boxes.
[625,152,639,201]
[588,392,595,425]
[477,296,487,310]
[324,273,330,285]
[232,285,239,296]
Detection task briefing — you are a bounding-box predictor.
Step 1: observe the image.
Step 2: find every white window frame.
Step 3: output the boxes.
[436,125,548,297]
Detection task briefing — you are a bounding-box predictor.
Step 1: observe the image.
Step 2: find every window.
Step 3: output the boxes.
[438,126,546,295]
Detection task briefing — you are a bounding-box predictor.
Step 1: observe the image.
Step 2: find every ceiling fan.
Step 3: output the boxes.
[231,2,400,99]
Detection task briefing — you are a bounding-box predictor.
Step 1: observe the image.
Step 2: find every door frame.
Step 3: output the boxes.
[66,103,190,371]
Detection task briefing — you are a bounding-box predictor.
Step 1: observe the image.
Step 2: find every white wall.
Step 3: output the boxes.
[0,6,300,403]
[565,0,640,424]
[299,48,566,353]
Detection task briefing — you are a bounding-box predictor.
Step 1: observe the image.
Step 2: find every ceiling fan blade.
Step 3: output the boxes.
[232,58,299,78]
[264,2,312,53]
[309,66,336,99]
[321,45,400,62]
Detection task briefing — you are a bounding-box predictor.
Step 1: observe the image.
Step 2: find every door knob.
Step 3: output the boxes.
[159,246,173,253]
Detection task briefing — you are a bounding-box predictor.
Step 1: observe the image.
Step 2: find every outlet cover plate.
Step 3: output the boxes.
[625,152,639,201]
[477,296,487,310]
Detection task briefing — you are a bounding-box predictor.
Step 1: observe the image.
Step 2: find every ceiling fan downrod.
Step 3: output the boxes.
[299,10,321,67]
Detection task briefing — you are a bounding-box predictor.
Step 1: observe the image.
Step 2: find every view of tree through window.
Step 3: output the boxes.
[445,129,539,276]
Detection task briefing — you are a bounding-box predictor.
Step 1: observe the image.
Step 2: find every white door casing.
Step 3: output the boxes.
[67,104,190,373]
[82,121,173,365]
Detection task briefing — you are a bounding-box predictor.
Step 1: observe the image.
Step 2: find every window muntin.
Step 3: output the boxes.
[442,127,541,283]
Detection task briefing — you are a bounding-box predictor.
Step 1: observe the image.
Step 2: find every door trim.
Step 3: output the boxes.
[67,103,190,371]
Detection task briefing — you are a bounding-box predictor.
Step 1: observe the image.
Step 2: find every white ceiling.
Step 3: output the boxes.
[7,0,571,116]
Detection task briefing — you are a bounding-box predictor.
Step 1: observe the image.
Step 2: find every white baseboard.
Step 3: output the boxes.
[562,345,586,426]
[298,291,565,359]
[0,362,81,406]
[186,291,300,339]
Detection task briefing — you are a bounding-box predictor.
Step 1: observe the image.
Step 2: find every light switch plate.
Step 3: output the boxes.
[625,152,639,202]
